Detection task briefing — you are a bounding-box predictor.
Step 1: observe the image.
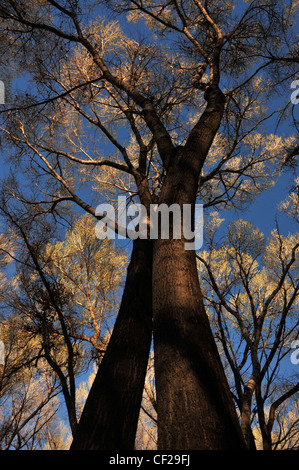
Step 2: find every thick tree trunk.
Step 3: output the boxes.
[153,237,246,449]
[152,85,247,450]
[262,431,272,451]
[71,239,152,450]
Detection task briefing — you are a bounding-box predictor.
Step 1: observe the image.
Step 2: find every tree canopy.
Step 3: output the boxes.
[0,0,298,450]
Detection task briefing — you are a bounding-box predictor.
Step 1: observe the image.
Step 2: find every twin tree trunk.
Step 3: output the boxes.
[153,236,245,449]
[71,86,247,450]
[152,106,246,448]
[71,239,153,450]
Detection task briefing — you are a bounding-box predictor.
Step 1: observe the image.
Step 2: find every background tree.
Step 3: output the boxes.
[0,194,127,444]
[0,0,297,449]
[198,216,299,450]
[0,227,61,449]
[42,213,127,357]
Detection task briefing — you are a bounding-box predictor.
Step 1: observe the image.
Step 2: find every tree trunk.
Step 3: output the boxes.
[256,384,272,450]
[153,237,246,449]
[152,85,247,449]
[262,433,272,451]
[71,239,152,450]
[241,381,256,450]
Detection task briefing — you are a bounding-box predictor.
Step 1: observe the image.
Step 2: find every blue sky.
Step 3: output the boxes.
[222,170,298,238]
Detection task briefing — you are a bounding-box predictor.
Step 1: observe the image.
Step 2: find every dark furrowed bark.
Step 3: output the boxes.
[70,239,153,450]
[153,237,246,450]
[152,85,247,450]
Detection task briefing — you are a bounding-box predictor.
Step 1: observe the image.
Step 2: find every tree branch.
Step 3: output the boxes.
[267,382,299,434]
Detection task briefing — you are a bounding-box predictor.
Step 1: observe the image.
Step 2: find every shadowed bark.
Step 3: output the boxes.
[71,239,153,450]
[152,86,247,449]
